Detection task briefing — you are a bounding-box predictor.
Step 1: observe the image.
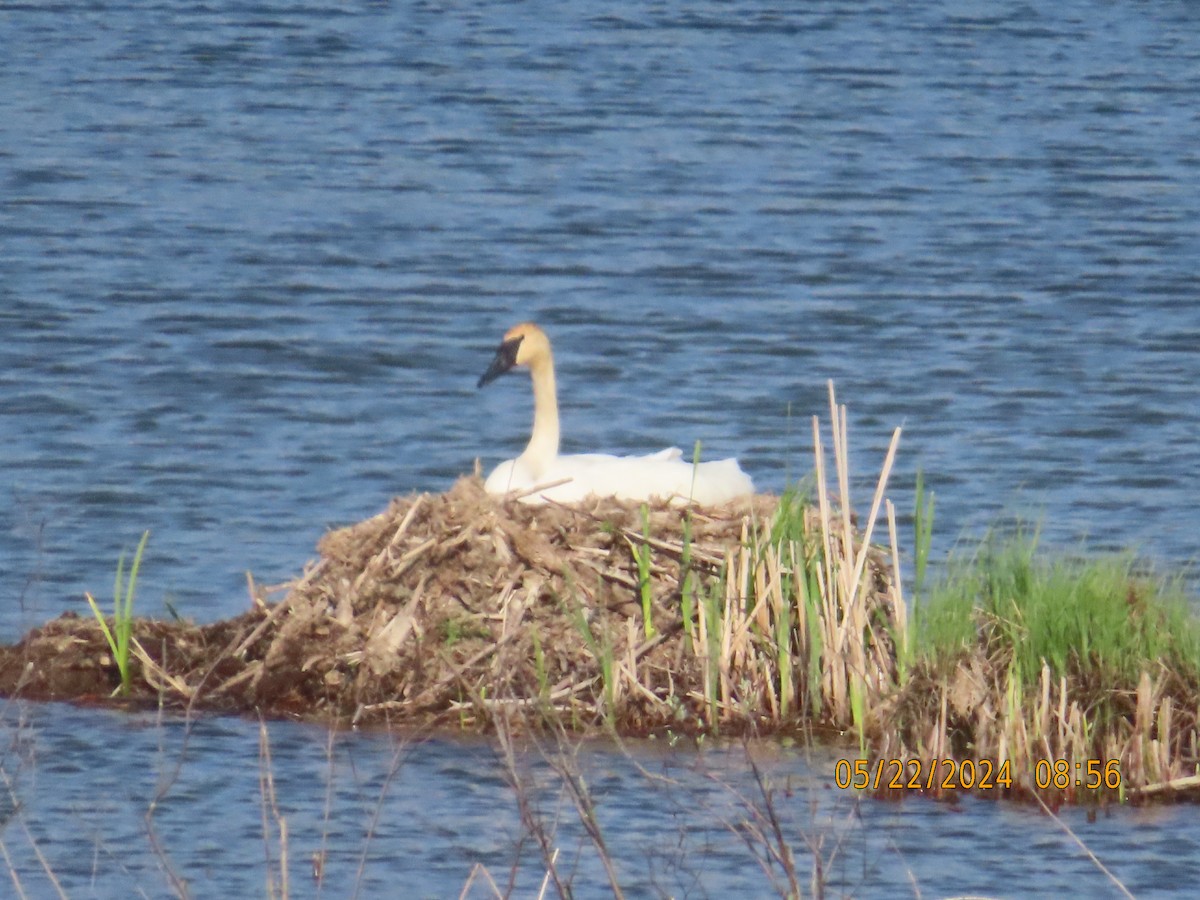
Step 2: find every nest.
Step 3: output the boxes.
[251,476,777,728]
[0,478,782,730]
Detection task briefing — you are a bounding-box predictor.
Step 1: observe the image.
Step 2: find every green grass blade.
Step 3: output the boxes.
[84,592,119,657]
[637,505,655,639]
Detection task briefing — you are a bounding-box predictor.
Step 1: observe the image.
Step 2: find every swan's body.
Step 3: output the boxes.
[477,323,754,506]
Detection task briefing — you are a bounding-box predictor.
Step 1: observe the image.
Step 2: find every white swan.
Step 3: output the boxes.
[477,322,754,506]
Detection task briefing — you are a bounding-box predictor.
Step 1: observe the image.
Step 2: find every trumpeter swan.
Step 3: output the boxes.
[477,323,754,506]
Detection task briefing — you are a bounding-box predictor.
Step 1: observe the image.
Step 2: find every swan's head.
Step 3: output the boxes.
[477,322,551,388]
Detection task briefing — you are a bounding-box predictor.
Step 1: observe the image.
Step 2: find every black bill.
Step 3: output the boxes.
[477,335,523,388]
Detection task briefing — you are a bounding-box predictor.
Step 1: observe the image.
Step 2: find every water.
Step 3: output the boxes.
[2,0,1200,895]
[4,705,1195,898]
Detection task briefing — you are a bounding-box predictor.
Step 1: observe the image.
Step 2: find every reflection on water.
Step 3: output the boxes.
[3,0,1200,894]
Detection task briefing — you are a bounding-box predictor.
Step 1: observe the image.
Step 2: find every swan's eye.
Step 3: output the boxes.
[478,335,524,388]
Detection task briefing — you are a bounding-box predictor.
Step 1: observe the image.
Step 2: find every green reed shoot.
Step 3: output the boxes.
[679,509,696,654]
[792,533,827,716]
[1004,660,1023,735]
[636,505,655,639]
[532,630,548,700]
[85,530,149,697]
[774,582,793,719]
[769,488,823,715]
[891,471,935,686]
[567,595,616,717]
[849,673,867,756]
[700,579,724,731]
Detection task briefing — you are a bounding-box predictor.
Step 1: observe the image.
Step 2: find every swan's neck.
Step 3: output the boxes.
[520,354,559,476]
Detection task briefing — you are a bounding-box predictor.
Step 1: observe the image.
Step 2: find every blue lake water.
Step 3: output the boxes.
[2,0,1199,895]
[5,705,1198,899]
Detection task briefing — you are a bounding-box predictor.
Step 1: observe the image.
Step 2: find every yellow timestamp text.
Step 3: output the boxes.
[834,757,1013,791]
[1034,758,1121,790]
